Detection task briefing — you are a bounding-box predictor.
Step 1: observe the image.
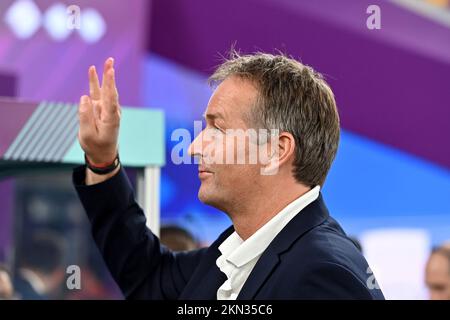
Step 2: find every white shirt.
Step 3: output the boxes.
[216,186,320,300]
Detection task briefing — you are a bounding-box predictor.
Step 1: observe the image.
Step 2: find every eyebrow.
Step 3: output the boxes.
[202,112,225,121]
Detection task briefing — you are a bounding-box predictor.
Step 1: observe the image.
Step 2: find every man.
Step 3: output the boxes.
[425,245,450,300]
[14,233,65,300]
[74,53,384,299]
[160,225,199,252]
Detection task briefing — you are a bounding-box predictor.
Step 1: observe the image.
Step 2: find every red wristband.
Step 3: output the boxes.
[85,154,120,175]
[85,155,116,168]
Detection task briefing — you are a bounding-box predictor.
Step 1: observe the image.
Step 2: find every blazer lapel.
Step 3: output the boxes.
[181,257,227,299]
[236,247,280,300]
[237,193,330,299]
[179,226,233,299]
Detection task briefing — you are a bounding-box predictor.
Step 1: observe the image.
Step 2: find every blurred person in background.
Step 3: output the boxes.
[160,225,199,251]
[0,264,14,300]
[442,242,450,250]
[425,245,450,300]
[66,265,112,300]
[66,245,123,300]
[14,233,65,300]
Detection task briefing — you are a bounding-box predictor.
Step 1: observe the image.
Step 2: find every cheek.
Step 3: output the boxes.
[217,164,261,187]
[222,135,253,165]
[202,134,226,164]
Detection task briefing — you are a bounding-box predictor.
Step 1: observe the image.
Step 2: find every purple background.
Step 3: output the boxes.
[0,0,148,261]
[0,0,148,105]
[149,0,450,170]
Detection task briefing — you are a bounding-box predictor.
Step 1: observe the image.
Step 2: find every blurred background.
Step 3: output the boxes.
[0,0,449,300]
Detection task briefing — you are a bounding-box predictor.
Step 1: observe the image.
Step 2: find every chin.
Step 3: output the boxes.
[198,186,212,204]
[198,186,224,210]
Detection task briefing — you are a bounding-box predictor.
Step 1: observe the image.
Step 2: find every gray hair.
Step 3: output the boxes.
[209,51,340,187]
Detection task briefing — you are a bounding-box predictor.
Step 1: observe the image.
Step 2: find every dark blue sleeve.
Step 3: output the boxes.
[296,262,384,300]
[73,166,207,300]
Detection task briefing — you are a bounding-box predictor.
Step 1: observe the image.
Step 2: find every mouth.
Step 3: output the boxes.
[198,166,213,179]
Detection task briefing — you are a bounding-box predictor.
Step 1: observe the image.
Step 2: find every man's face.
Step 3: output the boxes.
[425,253,450,300]
[188,76,270,212]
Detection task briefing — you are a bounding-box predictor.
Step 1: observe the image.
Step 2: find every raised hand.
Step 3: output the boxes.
[78,57,121,166]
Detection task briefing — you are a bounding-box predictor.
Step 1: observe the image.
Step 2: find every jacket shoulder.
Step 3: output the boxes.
[275,216,384,299]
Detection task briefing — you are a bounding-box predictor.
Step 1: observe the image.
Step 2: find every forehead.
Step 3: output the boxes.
[205,76,258,123]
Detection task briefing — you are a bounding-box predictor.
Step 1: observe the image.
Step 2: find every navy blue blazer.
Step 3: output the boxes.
[73,166,384,300]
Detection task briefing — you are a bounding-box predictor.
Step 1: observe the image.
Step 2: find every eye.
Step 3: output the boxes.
[214,126,226,134]
[207,124,223,133]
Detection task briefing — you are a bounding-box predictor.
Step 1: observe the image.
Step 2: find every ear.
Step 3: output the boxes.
[261,132,295,176]
[276,131,296,166]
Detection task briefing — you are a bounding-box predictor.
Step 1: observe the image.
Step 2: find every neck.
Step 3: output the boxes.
[227,179,311,240]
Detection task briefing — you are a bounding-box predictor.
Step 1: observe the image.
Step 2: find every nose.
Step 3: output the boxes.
[188,129,204,158]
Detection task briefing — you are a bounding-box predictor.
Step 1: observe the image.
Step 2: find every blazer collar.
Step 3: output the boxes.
[179,193,329,300]
[237,193,329,299]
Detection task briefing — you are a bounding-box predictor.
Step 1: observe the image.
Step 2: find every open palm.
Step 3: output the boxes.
[78,58,121,165]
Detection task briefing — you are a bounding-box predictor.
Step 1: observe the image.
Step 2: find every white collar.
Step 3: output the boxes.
[219,186,321,268]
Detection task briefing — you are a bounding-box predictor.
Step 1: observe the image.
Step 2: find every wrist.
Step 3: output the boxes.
[85,153,120,175]
[85,152,117,167]
[85,164,120,186]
